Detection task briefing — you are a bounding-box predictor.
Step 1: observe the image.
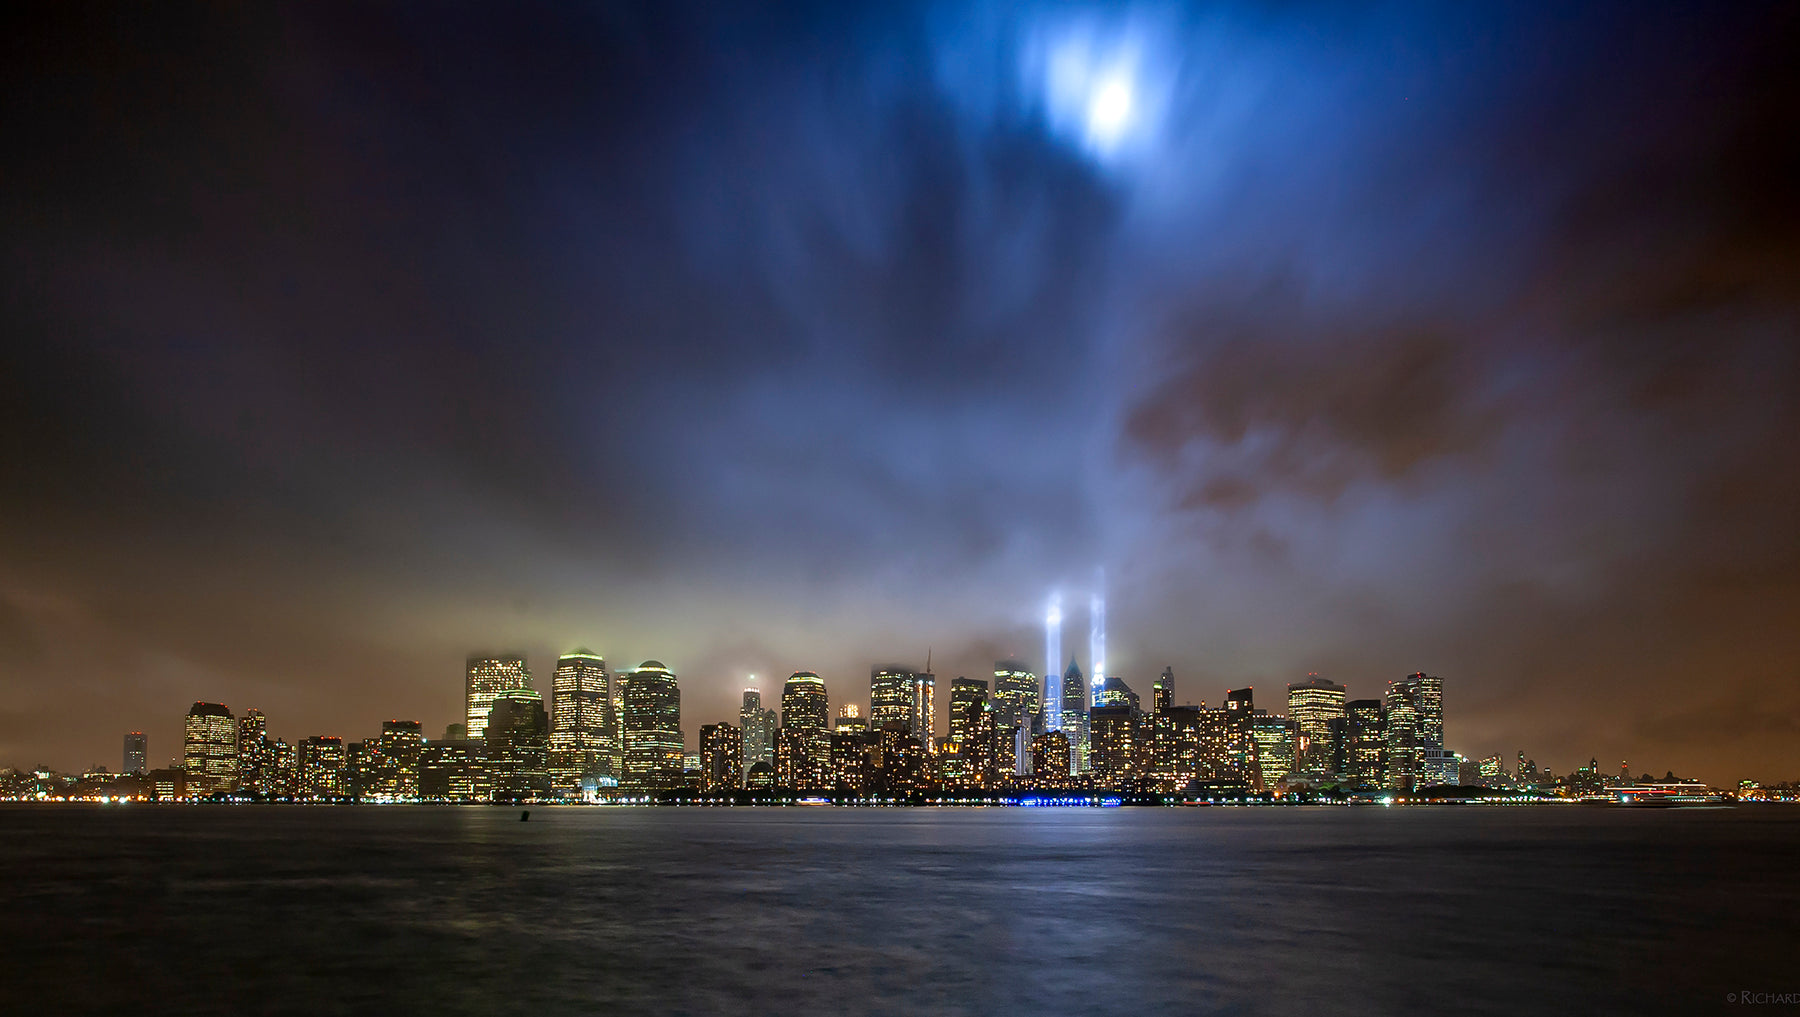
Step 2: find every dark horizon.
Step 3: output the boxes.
[3,2,1798,785]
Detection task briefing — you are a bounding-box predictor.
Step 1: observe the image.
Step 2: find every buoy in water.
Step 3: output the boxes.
[520,810,530,822]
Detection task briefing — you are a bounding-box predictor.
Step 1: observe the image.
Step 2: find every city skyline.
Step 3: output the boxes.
[17,644,1779,795]
[4,4,1798,788]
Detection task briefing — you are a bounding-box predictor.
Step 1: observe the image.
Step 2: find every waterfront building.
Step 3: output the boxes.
[699,723,743,792]
[123,732,147,776]
[466,655,531,740]
[376,720,423,798]
[237,709,275,797]
[744,759,775,791]
[270,738,298,798]
[297,736,346,800]
[550,650,612,792]
[1344,699,1386,787]
[345,740,378,801]
[419,739,488,801]
[1287,675,1346,773]
[780,671,831,790]
[1150,704,1206,791]
[182,702,238,797]
[1030,730,1072,784]
[830,730,870,793]
[1088,704,1141,785]
[1251,713,1296,789]
[621,661,683,792]
[1384,680,1422,790]
[1477,754,1507,787]
[486,689,551,800]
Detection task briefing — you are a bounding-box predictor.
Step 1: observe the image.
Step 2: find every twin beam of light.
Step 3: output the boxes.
[1044,594,1063,732]
[1090,571,1105,708]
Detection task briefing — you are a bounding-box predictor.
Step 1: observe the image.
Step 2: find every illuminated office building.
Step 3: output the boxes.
[466,655,531,740]
[236,708,274,796]
[1344,699,1386,787]
[297,735,346,800]
[419,738,487,801]
[829,729,870,793]
[910,670,936,750]
[1093,675,1138,711]
[486,689,551,800]
[345,740,377,801]
[1152,667,1172,715]
[1088,705,1141,785]
[699,723,742,792]
[123,732,147,776]
[621,661,683,792]
[834,704,869,736]
[377,720,423,798]
[870,667,915,734]
[1030,730,1071,784]
[740,687,776,775]
[182,702,238,797]
[1384,680,1422,790]
[1287,675,1346,773]
[778,671,830,790]
[550,650,612,791]
[1251,713,1296,788]
[947,677,989,749]
[992,660,1038,731]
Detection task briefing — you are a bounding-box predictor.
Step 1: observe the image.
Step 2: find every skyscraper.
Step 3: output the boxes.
[870,666,914,734]
[297,735,345,799]
[123,732,147,775]
[1345,699,1385,787]
[621,661,683,792]
[781,671,831,790]
[992,660,1038,731]
[1384,678,1422,791]
[1088,705,1139,784]
[1060,658,1087,772]
[947,677,990,749]
[376,720,423,799]
[550,650,611,791]
[182,702,238,797]
[1152,667,1173,715]
[1383,673,1444,791]
[699,723,742,792]
[740,686,775,775]
[781,672,830,734]
[466,655,531,740]
[237,708,273,796]
[1286,675,1347,773]
[910,670,936,750]
[486,689,551,800]
[1251,713,1296,789]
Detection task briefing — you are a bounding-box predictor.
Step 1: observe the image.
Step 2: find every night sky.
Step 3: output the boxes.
[3,3,1796,783]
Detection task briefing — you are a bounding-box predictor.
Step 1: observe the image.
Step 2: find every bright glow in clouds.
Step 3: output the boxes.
[1024,14,1173,160]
